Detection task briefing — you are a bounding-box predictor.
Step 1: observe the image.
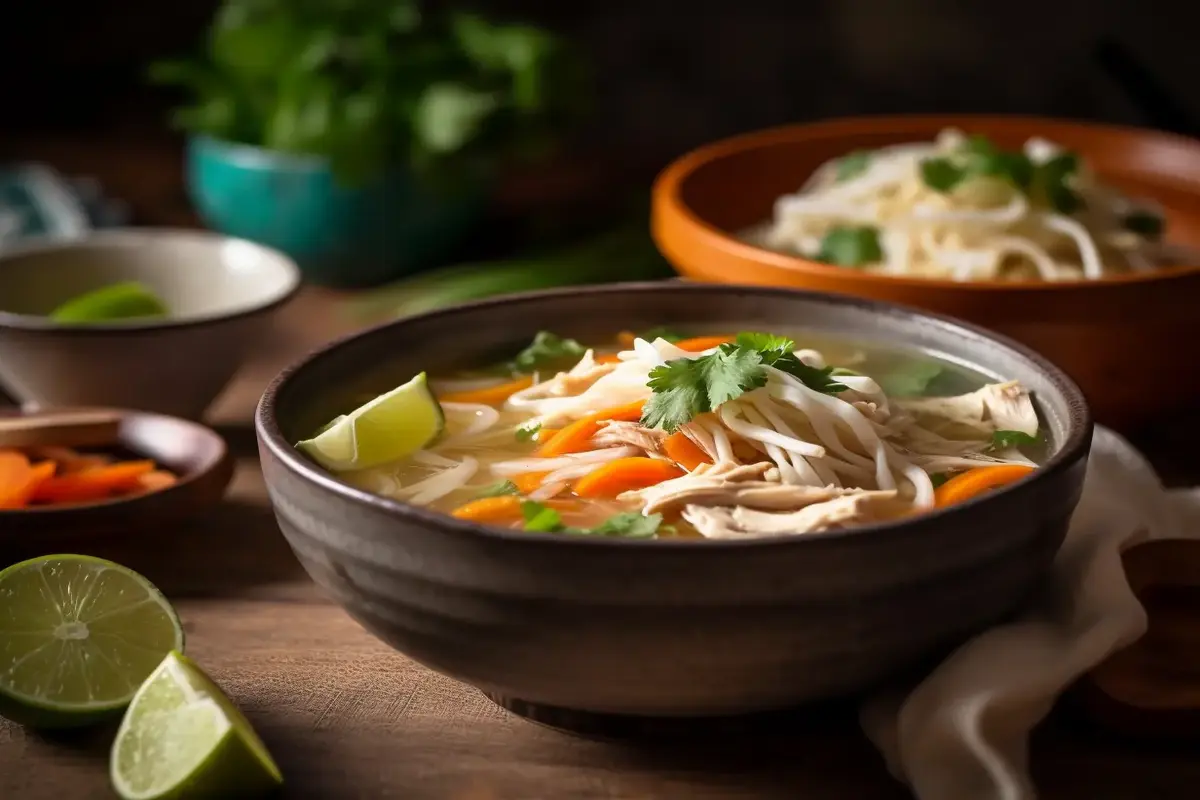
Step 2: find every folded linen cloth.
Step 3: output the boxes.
[860,425,1200,800]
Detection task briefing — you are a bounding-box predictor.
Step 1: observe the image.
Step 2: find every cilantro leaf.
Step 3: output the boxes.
[641,346,766,432]
[735,332,794,356]
[772,356,850,394]
[1035,153,1083,214]
[521,500,564,531]
[510,331,585,373]
[992,429,1040,449]
[921,158,966,192]
[1123,210,1164,239]
[876,361,947,397]
[836,150,872,182]
[519,504,666,539]
[815,226,884,267]
[930,472,950,488]
[478,480,519,498]
[581,512,663,539]
[639,326,684,343]
[515,422,541,442]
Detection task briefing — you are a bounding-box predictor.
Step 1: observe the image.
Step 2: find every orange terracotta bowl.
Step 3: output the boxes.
[651,115,1200,428]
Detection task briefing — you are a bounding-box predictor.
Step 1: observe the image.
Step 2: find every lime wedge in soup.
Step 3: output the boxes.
[0,554,184,728]
[110,651,283,800]
[50,281,169,323]
[296,372,444,472]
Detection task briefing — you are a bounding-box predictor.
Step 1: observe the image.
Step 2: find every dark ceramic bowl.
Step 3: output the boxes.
[256,283,1091,720]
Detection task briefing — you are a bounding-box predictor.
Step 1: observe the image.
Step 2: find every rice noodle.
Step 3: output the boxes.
[745,127,1176,282]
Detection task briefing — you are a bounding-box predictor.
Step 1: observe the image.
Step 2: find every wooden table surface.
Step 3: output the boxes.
[1,288,1198,800]
[3,130,1200,798]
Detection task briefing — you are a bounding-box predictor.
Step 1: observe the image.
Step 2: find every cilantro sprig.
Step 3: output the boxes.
[519,501,664,538]
[640,332,848,432]
[509,331,585,373]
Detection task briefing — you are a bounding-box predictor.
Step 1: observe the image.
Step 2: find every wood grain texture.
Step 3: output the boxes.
[1,288,1198,798]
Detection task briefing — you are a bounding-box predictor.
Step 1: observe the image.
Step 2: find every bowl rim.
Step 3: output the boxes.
[0,406,231,518]
[255,281,1093,550]
[654,112,1200,292]
[0,228,303,334]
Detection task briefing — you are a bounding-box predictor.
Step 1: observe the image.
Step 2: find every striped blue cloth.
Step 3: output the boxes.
[0,164,128,246]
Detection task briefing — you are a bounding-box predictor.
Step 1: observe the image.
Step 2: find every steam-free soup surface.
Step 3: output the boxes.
[325,328,1044,540]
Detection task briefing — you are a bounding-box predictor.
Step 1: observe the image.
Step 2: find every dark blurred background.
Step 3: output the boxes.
[1,0,1194,156]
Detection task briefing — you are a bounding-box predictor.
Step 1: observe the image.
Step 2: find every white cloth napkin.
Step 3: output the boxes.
[860,425,1200,800]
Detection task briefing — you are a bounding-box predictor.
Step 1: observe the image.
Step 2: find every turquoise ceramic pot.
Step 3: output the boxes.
[186,136,488,288]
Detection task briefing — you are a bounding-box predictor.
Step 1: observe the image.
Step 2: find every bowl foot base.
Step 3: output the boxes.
[481,692,851,740]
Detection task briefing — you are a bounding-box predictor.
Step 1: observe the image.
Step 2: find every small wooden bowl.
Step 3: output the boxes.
[1078,539,1200,738]
[652,115,1200,428]
[0,408,234,554]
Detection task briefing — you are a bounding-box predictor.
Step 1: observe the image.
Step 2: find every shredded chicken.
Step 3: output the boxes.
[895,380,1038,440]
[591,420,667,453]
[681,491,905,538]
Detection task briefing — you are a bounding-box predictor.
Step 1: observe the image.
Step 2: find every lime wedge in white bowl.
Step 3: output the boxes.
[296,372,444,472]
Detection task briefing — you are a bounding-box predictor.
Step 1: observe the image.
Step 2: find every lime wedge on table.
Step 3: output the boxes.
[0,554,184,728]
[296,372,444,472]
[111,651,282,800]
[50,281,169,323]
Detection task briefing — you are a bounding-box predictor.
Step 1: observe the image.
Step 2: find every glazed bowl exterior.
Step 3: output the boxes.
[651,115,1200,428]
[256,283,1091,717]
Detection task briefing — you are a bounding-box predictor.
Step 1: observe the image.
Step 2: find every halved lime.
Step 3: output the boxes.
[50,281,169,323]
[296,372,444,472]
[0,554,184,728]
[111,651,282,800]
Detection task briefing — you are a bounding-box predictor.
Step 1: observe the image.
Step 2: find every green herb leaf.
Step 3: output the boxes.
[876,362,946,397]
[1035,153,1084,213]
[639,326,684,343]
[734,332,794,356]
[521,500,564,532]
[515,423,542,442]
[1124,210,1164,238]
[583,512,663,539]
[478,480,519,498]
[642,346,767,432]
[815,226,884,267]
[921,158,966,192]
[930,472,950,488]
[991,430,1040,449]
[773,357,851,394]
[836,150,872,182]
[510,331,586,372]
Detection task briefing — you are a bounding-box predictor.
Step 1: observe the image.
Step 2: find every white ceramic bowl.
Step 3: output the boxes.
[0,229,301,418]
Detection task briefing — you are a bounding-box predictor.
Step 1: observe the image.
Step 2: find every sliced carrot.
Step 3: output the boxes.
[136,470,179,493]
[574,457,685,499]
[617,331,638,348]
[595,353,622,365]
[663,432,712,471]
[511,472,549,494]
[0,452,57,509]
[535,401,646,457]
[452,495,524,524]
[440,376,534,406]
[32,460,156,504]
[673,335,735,352]
[934,465,1036,507]
[25,445,110,473]
[534,427,559,443]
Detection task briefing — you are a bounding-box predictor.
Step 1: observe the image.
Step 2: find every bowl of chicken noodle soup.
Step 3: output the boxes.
[256,283,1091,719]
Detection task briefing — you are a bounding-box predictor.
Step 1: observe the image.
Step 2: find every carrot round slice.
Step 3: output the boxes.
[673,335,735,352]
[440,376,534,406]
[574,457,684,499]
[451,495,524,524]
[662,432,712,471]
[934,465,1036,508]
[511,472,549,494]
[32,460,156,504]
[536,401,647,457]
